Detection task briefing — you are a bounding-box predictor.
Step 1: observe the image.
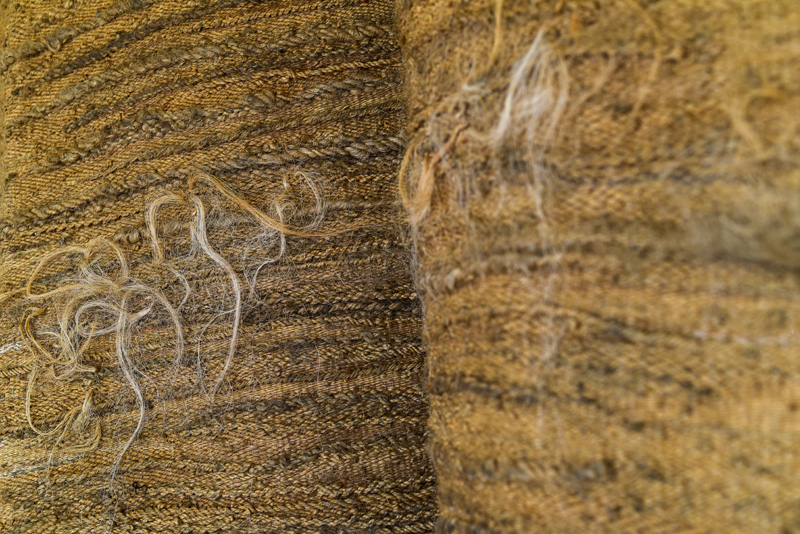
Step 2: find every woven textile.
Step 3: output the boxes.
[0,1,435,532]
[3,0,800,533]
[397,0,800,532]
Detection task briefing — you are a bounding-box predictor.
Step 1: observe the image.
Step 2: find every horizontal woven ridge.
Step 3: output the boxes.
[0,0,435,532]
[397,0,800,532]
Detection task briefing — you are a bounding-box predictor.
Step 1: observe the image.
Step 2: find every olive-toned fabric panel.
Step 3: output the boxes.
[0,1,435,532]
[397,1,800,532]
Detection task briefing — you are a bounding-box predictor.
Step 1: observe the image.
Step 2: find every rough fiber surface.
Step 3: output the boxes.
[397,0,800,532]
[0,0,435,532]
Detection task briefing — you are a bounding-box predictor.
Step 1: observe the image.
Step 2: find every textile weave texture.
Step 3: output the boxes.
[0,0,435,532]
[397,0,800,532]
[2,0,800,533]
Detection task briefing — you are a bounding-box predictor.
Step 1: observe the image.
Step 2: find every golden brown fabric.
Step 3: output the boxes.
[398,0,800,532]
[3,0,800,532]
[0,1,435,532]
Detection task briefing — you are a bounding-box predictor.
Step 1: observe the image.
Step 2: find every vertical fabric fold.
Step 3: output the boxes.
[0,1,436,532]
[396,1,800,532]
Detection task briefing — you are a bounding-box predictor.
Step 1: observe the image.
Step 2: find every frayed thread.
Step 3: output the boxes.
[399,31,569,231]
[11,170,326,490]
[398,31,570,410]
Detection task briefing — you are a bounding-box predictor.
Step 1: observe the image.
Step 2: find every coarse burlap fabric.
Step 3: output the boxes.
[3,0,800,533]
[0,1,435,532]
[397,0,800,532]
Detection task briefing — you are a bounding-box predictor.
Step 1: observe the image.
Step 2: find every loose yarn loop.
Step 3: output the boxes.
[14,170,326,489]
